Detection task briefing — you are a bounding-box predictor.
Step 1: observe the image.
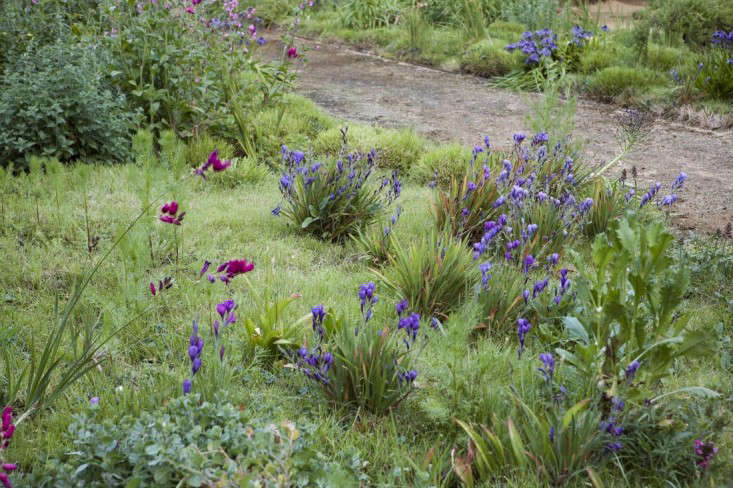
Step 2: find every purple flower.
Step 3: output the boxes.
[517,318,531,358]
[548,253,559,266]
[605,442,623,452]
[271,205,281,216]
[89,397,99,405]
[659,194,678,206]
[396,299,409,317]
[513,132,526,145]
[523,289,530,304]
[192,357,202,375]
[523,254,535,274]
[671,172,687,190]
[539,352,555,380]
[532,278,549,298]
[199,260,211,278]
[257,36,266,45]
[580,198,593,213]
[625,360,640,380]
[694,440,718,469]
[532,131,549,146]
[217,300,235,319]
[183,379,192,395]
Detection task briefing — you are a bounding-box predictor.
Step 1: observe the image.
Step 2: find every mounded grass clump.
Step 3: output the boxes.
[314,126,430,174]
[411,142,471,186]
[646,44,685,71]
[586,66,670,103]
[460,39,521,77]
[487,20,527,43]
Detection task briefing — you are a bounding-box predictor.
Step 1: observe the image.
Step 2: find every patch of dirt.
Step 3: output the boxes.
[285,39,732,234]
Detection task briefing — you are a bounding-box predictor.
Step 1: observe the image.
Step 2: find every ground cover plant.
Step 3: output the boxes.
[1,0,732,486]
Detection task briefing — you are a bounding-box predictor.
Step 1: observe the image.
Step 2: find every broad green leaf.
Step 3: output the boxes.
[563,316,589,344]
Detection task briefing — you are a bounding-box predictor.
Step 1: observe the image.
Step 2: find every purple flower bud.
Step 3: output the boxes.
[90,396,99,405]
[183,379,192,395]
[192,357,202,375]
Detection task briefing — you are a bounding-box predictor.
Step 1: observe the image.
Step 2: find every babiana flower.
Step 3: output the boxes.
[159,201,185,225]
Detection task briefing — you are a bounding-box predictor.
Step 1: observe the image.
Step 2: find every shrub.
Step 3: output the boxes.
[461,40,519,77]
[27,396,358,486]
[694,48,733,101]
[273,138,401,242]
[472,263,526,336]
[411,143,472,186]
[290,284,422,415]
[645,0,733,47]
[422,0,499,27]
[586,66,669,103]
[242,292,304,362]
[0,41,131,168]
[374,230,477,318]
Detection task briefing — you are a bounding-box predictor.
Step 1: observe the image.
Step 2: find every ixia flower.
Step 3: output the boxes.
[287,46,298,58]
[216,259,255,284]
[195,150,231,178]
[159,201,185,225]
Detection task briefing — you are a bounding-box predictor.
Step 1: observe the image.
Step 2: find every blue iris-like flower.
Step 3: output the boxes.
[517,318,531,358]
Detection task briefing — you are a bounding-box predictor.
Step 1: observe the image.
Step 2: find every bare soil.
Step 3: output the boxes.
[287,38,733,234]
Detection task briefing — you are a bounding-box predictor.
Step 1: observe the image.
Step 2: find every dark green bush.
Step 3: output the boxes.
[0,41,132,168]
[26,395,358,486]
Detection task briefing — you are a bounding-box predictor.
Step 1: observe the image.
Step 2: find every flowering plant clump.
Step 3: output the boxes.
[693,439,718,469]
[506,29,558,65]
[290,284,423,415]
[273,137,401,242]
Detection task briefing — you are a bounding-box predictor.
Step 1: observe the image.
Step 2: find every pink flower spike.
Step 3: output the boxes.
[2,424,14,440]
[149,282,156,296]
[1,465,16,473]
[0,472,10,488]
[205,150,219,170]
[1,407,10,431]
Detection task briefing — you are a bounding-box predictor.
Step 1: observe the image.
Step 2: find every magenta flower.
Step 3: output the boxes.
[159,201,184,225]
[195,150,231,178]
[217,259,255,284]
[694,440,718,469]
[149,282,156,296]
[287,47,298,58]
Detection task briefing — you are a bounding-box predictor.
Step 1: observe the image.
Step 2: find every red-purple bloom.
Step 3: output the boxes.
[159,201,184,225]
[694,440,718,469]
[287,46,298,58]
[217,259,255,283]
[195,150,231,178]
[199,260,211,278]
[149,282,156,296]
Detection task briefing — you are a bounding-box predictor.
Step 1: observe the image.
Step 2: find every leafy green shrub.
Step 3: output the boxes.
[0,41,131,168]
[411,143,471,186]
[273,139,401,242]
[460,40,519,77]
[645,0,733,47]
[339,0,404,29]
[374,230,477,317]
[27,396,358,486]
[291,285,421,415]
[586,66,669,103]
[560,212,712,392]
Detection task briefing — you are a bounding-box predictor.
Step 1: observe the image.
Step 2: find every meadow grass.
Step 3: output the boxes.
[1,95,732,485]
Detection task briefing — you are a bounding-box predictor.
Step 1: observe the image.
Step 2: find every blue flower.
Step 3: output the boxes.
[539,352,555,380]
[517,318,531,358]
[396,299,409,317]
[183,379,192,395]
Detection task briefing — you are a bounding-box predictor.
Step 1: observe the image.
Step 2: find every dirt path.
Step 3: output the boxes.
[290,39,733,234]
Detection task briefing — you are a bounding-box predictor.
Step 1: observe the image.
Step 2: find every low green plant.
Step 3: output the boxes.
[586,66,669,103]
[242,290,305,362]
[645,0,733,47]
[274,134,401,242]
[0,40,132,168]
[290,286,422,415]
[374,230,477,317]
[26,395,359,486]
[411,143,471,186]
[646,44,684,71]
[460,39,519,77]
